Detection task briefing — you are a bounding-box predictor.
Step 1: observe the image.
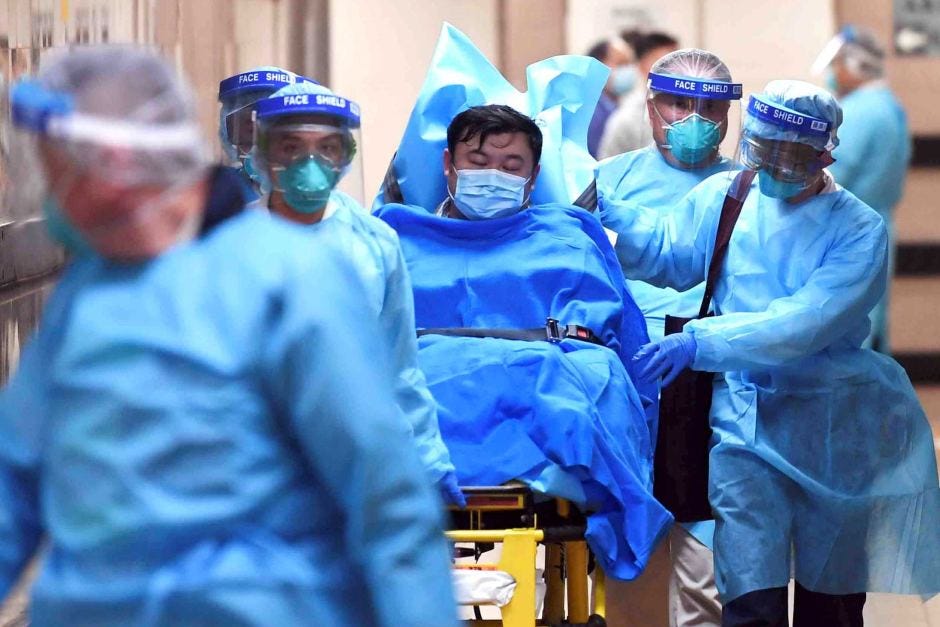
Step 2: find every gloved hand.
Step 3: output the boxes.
[633,332,697,387]
[438,471,467,508]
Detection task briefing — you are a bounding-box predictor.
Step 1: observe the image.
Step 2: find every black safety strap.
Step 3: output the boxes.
[417,317,604,346]
[380,153,405,204]
[199,166,251,236]
[697,169,756,319]
[573,180,598,213]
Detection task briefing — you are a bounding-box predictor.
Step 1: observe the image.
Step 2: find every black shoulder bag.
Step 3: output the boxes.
[653,169,755,522]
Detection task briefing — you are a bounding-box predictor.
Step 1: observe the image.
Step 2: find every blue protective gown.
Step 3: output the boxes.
[601,173,940,602]
[376,202,670,579]
[596,147,738,551]
[828,83,911,352]
[0,209,458,626]
[308,191,455,483]
[596,147,738,344]
[375,201,656,422]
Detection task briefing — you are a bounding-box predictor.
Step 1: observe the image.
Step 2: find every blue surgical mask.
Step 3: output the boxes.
[758,170,808,199]
[449,168,530,220]
[43,196,94,256]
[610,64,638,96]
[276,155,340,214]
[664,113,721,165]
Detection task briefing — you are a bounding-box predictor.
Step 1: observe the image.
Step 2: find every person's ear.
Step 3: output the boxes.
[529,164,541,189]
[443,149,453,177]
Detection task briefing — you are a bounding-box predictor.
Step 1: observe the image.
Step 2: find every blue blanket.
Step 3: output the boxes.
[377,202,669,579]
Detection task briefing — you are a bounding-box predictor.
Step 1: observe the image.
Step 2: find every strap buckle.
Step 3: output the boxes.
[545,317,600,344]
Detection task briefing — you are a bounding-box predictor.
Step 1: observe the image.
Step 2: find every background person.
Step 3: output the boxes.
[812,24,911,354]
[251,80,464,506]
[217,65,309,197]
[586,36,637,158]
[596,48,742,627]
[599,31,679,159]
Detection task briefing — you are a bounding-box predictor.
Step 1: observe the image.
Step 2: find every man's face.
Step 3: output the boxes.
[40,141,198,259]
[443,131,540,197]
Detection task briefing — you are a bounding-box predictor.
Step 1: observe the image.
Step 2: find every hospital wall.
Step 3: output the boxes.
[1,1,938,390]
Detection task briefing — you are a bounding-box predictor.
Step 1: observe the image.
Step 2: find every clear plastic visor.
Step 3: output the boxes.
[254,121,364,204]
[648,91,739,167]
[736,130,826,183]
[649,91,733,126]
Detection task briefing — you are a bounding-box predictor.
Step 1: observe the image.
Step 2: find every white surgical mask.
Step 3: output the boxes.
[448,168,530,220]
[611,64,638,96]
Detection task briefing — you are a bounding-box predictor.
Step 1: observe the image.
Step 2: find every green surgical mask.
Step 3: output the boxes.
[276,155,340,214]
[758,170,808,200]
[663,114,721,165]
[43,196,94,256]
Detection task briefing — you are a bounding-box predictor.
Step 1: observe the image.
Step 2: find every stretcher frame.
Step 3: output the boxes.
[448,484,607,627]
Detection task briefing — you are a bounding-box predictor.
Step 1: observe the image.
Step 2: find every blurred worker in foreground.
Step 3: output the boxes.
[0,45,457,627]
[596,48,742,627]
[603,80,940,626]
[813,24,911,353]
[586,36,637,158]
[217,66,309,198]
[250,80,464,507]
[599,31,679,159]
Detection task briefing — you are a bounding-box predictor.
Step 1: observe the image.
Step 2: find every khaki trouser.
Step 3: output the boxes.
[605,526,721,627]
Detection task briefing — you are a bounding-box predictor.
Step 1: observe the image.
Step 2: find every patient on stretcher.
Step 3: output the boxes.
[376,105,671,581]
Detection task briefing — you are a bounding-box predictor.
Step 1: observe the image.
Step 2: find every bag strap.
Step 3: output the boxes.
[697,169,756,319]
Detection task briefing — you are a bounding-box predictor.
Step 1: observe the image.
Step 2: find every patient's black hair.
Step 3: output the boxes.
[447,105,543,165]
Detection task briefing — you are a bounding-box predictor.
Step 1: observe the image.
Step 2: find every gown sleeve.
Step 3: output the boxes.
[261,251,459,627]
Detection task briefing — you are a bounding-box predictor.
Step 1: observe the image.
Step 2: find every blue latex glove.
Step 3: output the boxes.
[438,471,466,508]
[633,332,697,387]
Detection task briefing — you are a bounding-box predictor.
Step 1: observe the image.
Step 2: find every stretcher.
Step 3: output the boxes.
[448,483,608,627]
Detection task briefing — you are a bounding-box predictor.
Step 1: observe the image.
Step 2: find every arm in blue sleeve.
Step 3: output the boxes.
[381,239,455,482]
[686,206,887,372]
[263,255,458,627]
[0,330,49,596]
[598,181,719,292]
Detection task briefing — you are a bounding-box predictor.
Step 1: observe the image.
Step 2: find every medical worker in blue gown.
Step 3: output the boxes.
[596,48,742,627]
[0,46,457,627]
[602,80,940,626]
[812,25,911,353]
[217,66,311,198]
[249,81,463,506]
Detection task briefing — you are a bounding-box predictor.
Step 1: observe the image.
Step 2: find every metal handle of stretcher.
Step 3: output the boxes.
[447,485,607,626]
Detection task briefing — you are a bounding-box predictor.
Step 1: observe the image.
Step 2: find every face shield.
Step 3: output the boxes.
[647,72,742,167]
[217,69,313,169]
[253,90,363,211]
[811,25,885,78]
[8,79,209,254]
[737,94,834,199]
